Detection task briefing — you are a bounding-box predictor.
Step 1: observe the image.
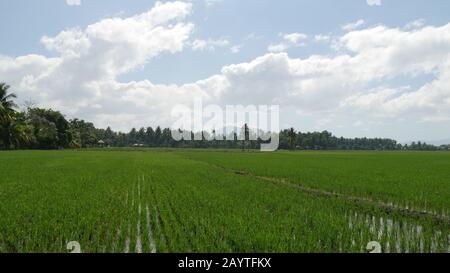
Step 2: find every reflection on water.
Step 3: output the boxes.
[345,210,449,253]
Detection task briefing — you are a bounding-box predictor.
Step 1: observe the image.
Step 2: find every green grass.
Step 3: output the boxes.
[0,149,448,253]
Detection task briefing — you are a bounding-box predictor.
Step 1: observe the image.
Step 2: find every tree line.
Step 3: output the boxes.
[1,82,448,151]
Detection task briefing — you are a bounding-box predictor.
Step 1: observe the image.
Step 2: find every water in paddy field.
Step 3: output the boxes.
[344,210,449,253]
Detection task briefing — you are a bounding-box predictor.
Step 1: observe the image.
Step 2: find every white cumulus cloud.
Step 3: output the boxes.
[1,1,450,137]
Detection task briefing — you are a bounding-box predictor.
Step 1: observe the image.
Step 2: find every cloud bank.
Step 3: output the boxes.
[1,1,450,137]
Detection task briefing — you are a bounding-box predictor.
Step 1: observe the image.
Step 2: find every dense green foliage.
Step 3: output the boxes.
[0,150,448,253]
[1,82,448,151]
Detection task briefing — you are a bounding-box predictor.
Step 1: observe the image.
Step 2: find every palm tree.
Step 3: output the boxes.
[241,124,249,151]
[287,127,297,150]
[0,83,22,149]
[0,83,17,123]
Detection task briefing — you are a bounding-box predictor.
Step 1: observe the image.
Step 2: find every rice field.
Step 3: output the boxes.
[0,149,448,253]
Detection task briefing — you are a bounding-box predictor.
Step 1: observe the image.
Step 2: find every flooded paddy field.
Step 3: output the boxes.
[0,150,448,253]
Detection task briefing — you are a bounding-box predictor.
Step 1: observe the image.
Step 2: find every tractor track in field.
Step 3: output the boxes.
[253,174,450,225]
[190,158,450,225]
[122,176,159,253]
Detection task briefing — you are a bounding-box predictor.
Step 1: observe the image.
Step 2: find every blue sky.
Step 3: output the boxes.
[2,0,450,84]
[1,0,450,142]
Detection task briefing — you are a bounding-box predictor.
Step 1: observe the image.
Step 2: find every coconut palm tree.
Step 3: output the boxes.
[0,83,17,123]
[0,83,23,149]
[287,127,297,150]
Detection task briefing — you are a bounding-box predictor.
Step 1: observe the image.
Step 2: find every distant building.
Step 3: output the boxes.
[97,140,105,148]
